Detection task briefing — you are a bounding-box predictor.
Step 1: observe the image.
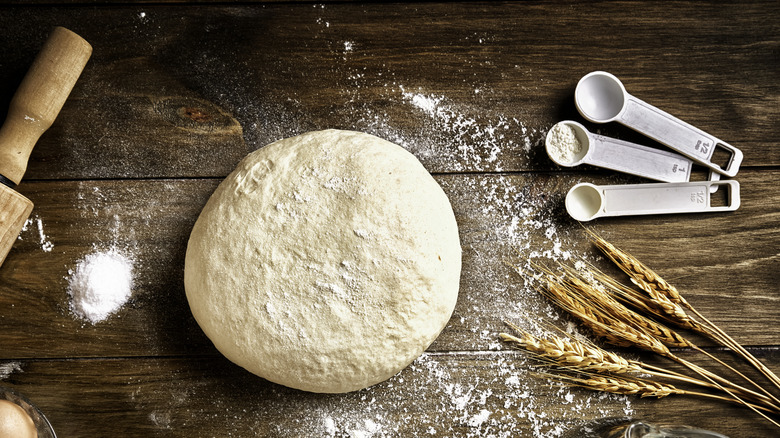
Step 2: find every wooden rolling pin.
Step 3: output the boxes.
[0,27,92,267]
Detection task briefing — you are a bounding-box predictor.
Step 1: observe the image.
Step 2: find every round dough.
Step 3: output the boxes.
[184,129,461,393]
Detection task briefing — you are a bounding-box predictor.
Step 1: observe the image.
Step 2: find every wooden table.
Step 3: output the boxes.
[0,2,778,436]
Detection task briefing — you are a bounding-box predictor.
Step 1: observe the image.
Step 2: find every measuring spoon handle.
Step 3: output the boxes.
[618,95,743,177]
[587,133,693,183]
[565,181,740,222]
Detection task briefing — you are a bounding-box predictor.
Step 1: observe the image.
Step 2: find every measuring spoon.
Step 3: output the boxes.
[574,71,743,177]
[565,180,740,222]
[545,121,693,183]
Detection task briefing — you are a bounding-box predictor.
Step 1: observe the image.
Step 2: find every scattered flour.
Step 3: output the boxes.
[67,249,135,324]
[398,87,540,171]
[468,409,492,427]
[176,71,614,433]
[36,218,54,252]
[18,215,54,252]
[324,417,337,436]
[94,20,629,435]
[149,411,172,430]
[0,362,22,380]
[68,183,147,325]
[279,352,631,438]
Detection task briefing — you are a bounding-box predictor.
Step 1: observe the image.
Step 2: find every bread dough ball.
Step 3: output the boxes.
[184,129,461,393]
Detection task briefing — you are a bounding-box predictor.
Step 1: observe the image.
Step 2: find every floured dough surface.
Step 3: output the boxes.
[184,129,461,393]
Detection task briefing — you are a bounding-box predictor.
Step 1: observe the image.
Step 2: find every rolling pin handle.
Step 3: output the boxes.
[0,27,92,185]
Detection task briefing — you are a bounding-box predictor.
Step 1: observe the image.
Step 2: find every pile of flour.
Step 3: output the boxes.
[67,249,134,324]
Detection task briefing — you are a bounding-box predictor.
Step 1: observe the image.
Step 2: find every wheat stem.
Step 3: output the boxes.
[638,366,765,403]
[692,307,780,390]
[499,327,641,374]
[670,354,780,427]
[539,370,779,417]
[536,372,677,398]
[691,344,780,407]
[537,371,780,423]
[587,230,780,395]
[678,391,780,415]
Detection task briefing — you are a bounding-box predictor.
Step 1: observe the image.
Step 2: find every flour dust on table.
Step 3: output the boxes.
[0,362,22,381]
[138,349,633,437]
[16,215,54,253]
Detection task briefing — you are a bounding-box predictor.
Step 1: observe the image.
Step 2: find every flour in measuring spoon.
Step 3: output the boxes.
[547,123,582,164]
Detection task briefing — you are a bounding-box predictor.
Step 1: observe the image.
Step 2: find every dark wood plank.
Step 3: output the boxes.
[0,351,777,437]
[0,169,777,359]
[0,2,776,179]
[0,2,777,436]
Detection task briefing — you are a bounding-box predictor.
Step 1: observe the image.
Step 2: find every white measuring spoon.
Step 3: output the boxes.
[545,121,693,183]
[565,180,740,222]
[574,71,743,177]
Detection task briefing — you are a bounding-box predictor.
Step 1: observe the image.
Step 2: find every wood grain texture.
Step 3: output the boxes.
[1,351,778,437]
[0,2,777,179]
[0,185,32,267]
[0,1,777,437]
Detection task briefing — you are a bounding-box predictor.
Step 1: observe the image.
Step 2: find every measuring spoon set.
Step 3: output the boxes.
[546,71,742,222]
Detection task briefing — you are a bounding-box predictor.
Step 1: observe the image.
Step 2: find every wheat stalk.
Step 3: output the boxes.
[562,271,694,350]
[586,230,780,396]
[576,274,778,412]
[581,263,780,410]
[579,260,700,331]
[499,321,780,413]
[538,372,780,414]
[520,256,780,425]
[577,230,780,426]
[500,324,742,393]
[508,235,780,426]
[541,267,769,398]
[499,324,641,374]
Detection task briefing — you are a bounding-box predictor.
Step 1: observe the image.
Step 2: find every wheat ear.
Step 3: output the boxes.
[540,372,780,415]
[582,263,780,408]
[562,270,694,350]
[536,264,780,414]
[587,231,780,394]
[581,261,700,331]
[498,324,752,397]
[561,373,677,398]
[499,324,641,374]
